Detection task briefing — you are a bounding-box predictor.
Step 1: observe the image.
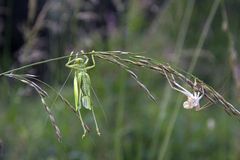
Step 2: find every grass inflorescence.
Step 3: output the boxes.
[1,50,240,141]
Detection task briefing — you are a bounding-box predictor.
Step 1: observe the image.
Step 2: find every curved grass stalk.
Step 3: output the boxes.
[29,74,76,113]
[0,55,71,77]
[93,53,157,103]
[1,50,240,117]
[3,73,62,142]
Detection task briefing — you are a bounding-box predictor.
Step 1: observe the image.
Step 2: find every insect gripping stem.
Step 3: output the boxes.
[66,51,100,138]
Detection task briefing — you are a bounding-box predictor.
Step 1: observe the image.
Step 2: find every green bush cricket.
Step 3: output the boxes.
[66,51,100,138]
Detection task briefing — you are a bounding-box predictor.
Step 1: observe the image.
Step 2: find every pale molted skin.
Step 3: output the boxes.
[164,70,204,110]
[183,92,203,110]
[176,83,204,111]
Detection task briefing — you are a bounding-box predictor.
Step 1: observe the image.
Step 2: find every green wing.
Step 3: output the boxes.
[80,72,92,110]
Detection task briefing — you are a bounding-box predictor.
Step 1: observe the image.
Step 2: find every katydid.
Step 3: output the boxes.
[65,51,100,138]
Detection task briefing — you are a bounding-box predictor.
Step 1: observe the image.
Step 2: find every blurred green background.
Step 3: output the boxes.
[1,0,240,159]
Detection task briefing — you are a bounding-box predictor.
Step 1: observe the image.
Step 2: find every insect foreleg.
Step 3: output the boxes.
[66,51,79,67]
[68,51,74,62]
[85,55,95,70]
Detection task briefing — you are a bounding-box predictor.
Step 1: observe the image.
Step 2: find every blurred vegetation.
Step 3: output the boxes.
[1,0,240,159]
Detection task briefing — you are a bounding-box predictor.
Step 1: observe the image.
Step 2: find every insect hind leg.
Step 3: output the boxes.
[77,109,87,138]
